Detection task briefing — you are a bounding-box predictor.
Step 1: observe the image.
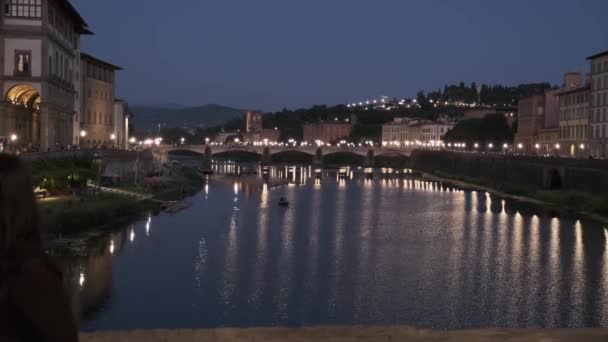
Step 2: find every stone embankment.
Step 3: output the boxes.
[81,326,608,342]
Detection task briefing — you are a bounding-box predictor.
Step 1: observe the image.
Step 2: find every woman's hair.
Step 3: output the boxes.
[0,154,40,255]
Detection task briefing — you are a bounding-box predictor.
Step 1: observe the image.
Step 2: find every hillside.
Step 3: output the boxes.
[131,104,245,134]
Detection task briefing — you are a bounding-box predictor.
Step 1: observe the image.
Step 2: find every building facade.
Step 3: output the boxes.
[408,122,454,144]
[514,94,545,154]
[381,118,411,145]
[242,110,279,143]
[557,85,590,158]
[79,52,121,147]
[0,0,92,151]
[245,111,262,133]
[587,51,608,157]
[303,122,352,144]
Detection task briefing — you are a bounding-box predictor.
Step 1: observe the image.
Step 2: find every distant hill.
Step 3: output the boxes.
[131,104,245,134]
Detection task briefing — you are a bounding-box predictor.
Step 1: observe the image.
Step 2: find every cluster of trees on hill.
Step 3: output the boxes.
[415,82,553,110]
[443,114,516,145]
[157,81,552,144]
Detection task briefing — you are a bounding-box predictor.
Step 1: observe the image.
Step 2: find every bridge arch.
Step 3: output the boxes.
[212,149,261,162]
[270,150,314,164]
[323,151,366,166]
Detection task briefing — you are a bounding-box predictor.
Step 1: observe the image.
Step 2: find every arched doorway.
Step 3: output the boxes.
[4,84,40,147]
[570,144,575,158]
[6,84,41,109]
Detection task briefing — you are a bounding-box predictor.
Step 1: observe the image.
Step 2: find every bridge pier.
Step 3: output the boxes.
[261,147,272,166]
[201,146,213,172]
[365,149,375,167]
[313,147,324,168]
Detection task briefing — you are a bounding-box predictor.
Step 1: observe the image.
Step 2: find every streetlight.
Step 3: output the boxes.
[474,143,479,149]
[555,143,561,150]
[80,130,87,138]
[110,134,116,141]
[580,144,585,150]
[180,137,185,145]
[129,137,136,144]
[10,134,18,142]
[517,143,523,150]
[234,138,240,143]
[488,143,494,149]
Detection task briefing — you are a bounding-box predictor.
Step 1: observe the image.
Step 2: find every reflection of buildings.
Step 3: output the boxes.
[79,53,122,147]
[243,111,279,143]
[0,0,92,150]
[59,230,126,323]
[303,122,352,144]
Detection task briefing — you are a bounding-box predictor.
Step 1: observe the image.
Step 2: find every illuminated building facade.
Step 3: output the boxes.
[79,52,122,147]
[588,50,608,158]
[303,122,352,144]
[0,0,92,151]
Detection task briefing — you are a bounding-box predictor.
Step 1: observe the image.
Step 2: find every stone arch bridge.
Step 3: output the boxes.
[155,145,412,167]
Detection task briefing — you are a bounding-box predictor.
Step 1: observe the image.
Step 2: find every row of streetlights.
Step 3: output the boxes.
[79,130,118,142]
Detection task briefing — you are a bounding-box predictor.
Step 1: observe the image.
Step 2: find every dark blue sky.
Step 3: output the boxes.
[71,0,608,111]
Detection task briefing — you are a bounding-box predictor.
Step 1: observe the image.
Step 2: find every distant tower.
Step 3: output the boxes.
[475,84,483,105]
[245,111,263,133]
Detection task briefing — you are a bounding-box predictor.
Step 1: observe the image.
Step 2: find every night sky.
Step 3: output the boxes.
[71,0,608,111]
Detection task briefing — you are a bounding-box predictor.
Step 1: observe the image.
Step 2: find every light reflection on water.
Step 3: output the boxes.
[50,164,608,331]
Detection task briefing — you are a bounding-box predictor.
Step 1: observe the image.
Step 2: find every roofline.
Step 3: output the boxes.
[586,50,608,60]
[57,0,91,33]
[80,52,123,70]
[555,85,591,96]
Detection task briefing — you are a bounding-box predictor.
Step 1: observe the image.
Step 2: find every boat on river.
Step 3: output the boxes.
[163,201,193,213]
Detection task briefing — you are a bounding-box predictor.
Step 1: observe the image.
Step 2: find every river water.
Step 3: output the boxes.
[52,164,608,331]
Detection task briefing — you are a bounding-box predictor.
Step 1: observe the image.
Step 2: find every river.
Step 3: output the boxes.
[51,163,608,331]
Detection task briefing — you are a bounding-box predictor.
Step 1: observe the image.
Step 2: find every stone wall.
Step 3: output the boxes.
[80,326,608,342]
[410,150,608,195]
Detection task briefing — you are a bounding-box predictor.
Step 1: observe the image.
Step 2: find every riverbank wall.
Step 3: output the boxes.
[409,150,608,195]
[80,326,608,342]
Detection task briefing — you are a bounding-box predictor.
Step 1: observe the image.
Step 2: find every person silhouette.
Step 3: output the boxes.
[0,155,78,342]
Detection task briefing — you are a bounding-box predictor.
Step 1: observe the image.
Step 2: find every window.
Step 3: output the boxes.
[54,51,58,78]
[4,0,42,18]
[14,50,31,76]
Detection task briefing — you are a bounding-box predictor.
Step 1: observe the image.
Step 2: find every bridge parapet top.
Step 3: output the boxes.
[159,145,413,157]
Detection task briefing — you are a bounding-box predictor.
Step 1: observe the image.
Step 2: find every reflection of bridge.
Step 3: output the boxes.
[156,145,413,167]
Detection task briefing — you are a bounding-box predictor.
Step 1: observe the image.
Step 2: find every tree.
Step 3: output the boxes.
[444,114,515,144]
